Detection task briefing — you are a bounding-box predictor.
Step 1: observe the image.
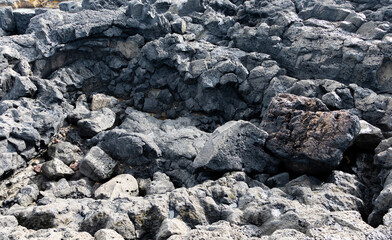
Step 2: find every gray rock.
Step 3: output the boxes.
[3,76,37,100]
[48,142,82,165]
[95,229,125,240]
[0,152,25,179]
[356,21,387,40]
[93,129,161,178]
[146,172,175,195]
[82,0,129,10]
[193,120,278,174]
[262,94,361,175]
[44,177,94,199]
[11,184,39,207]
[78,108,116,138]
[0,7,15,32]
[91,93,119,111]
[156,218,190,240]
[266,172,290,188]
[41,159,74,180]
[68,94,91,123]
[0,215,18,228]
[95,174,139,200]
[369,184,392,226]
[79,146,117,182]
[13,9,36,34]
[354,120,384,151]
[59,1,82,13]
[81,210,136,239]
[137,178,151,196]
[172,18,187,34]
[374,138,392,168]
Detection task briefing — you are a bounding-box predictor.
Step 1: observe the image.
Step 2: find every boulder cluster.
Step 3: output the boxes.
[1,0,392,239]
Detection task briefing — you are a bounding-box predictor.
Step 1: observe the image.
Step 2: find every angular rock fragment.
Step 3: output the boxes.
[48,142,82,165]
[193,120,279,174]
[79,146,117,182]
[95,229,125,240]
[41,159,74,180]
[146,172,175,195]
[3,76,37,100]
[374,138,392,168]
[95,174,139,200]
[353,120,384,151]
[0,152,25,179]
[262,93,361,175]
[156,218,190,240]
[10,184,39,207]
[77,108,116,138]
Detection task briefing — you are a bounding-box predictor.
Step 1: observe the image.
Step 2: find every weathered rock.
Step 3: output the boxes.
[95,174,139,200]
[354,120,384,151]
[369,184,392,226]
[9,184,39,207]
[146,172,175,195]
[266,172,290,188]
[374,138,392,168]
[95,229,125,240]
[79,146,117,182]
[156,218,190,240]
[0,152,25,179]
[193,120,278,174]
[82,0,128,10]
[91,93,119,111]
[78,108,116,138]
[0,215,18,228]
[59,1,82,13]
[13,9,36,34]
[3,76,37,100]
[92,129,161,178]
[0,7,15,32]
[262,93,361,174]
[41,159,74,180]
[47,142,82,165]
[80,210,136,239]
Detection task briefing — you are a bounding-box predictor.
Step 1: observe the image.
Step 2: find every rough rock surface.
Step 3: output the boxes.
[1,0,392,239]
[262,93,361,174]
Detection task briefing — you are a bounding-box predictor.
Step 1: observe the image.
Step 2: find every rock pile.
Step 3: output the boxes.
[1,0,392,239]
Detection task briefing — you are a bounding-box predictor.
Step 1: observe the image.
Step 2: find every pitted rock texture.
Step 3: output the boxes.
[1,0,392,239]
[262,93,361,174]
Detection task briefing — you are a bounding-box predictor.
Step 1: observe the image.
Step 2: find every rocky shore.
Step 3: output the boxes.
[1,0,392,239]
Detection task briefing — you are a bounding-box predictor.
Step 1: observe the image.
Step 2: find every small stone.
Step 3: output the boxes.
[94,174,139,200]
[94,229,125,240]
[41,159,74,180]
[3,76,37,100]
[0,215,18,228]
[156,218,190,240]
[0,152,25,179]
[0,7,15,32]
[59,1,82,13]
[91,93,119,111]
[354,120,384,151]
[77,108,116,138]
[172,18,187,34]
[266,172,290,188]
[79,146,117,182]
[48,142,82,165]
[146,172,175,195]
[13,184,39,206]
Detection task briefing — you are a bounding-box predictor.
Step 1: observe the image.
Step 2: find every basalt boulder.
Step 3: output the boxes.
[262,93,361,175]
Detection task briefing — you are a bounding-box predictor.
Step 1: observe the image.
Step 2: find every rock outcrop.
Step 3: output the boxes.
[1,0,392,239]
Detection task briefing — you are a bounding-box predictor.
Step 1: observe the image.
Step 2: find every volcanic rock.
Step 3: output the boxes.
[262,93,361,175]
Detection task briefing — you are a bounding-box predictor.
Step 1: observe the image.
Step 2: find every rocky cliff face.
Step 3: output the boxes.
[0,0,392,239]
